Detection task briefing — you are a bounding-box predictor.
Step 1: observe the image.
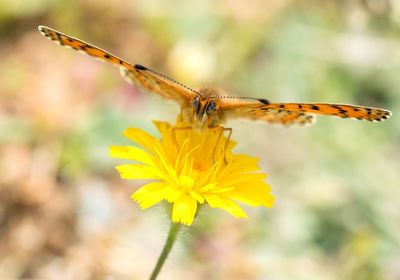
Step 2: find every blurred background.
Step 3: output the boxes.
[1,0,399,279]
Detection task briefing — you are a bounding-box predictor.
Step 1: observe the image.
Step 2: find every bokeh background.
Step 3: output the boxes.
[1,1,399,279]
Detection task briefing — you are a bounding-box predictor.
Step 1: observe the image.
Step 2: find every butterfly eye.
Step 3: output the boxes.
[206,100,216,114]
[192,96,200,110]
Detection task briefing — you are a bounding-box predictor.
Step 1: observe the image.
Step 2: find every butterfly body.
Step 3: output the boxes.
[38,25,392,128]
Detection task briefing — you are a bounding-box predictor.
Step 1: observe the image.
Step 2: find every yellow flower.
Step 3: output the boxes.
[109,120,274,226]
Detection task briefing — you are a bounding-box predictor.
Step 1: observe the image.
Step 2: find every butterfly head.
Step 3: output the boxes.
[191,95,218,129]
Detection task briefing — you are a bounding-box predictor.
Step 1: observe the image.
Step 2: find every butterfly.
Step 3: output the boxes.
[38,25,392,129]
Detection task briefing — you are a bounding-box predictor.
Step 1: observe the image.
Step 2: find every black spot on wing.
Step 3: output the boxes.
[258,98,269,105]
[135,64,147,70]
[55,32,64,46]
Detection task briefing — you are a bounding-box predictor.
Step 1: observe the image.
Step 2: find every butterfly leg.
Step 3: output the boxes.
[222,127,232,165]
[172,126,192,150]
[211,126,232,165]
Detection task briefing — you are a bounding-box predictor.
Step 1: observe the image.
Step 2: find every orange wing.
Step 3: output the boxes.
[220,99,391,125]
[120,66,198,104]
[223,105,315,125]
[262,103,392,122]
[38,25,198,105]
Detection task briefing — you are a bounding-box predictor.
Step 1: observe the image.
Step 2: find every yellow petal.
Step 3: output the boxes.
[153,121,178,161]
[225,182,274,208]
[109,146,156,166]
[228,155,260,173]
[190,190,205,204]
[115,164,165,180]
[204,194,248,218]
[163,185,183,202]
[153,121,173,144]
[131,182,167,209]
[153,120,172,133]
[172,195,197,226]
[219,173,267,189]
[197,182,217,193]
[123,127,160,154]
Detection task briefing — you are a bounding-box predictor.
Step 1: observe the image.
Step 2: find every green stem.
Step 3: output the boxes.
[149,222,181,280]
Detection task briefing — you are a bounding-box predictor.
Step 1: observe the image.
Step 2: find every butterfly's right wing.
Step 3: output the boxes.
[219,98,391,125]
[38,25,198,105]
[218,98,316,125]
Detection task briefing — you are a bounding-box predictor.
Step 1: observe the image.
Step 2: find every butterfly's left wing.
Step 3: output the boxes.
[119,66,198,105]
[38,26,198,106]
[220,99,391,125]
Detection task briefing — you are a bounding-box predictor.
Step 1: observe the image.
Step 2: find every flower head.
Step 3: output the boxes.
[109,120,274,226]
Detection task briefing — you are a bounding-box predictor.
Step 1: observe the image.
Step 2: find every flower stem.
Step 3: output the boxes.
[149,222,181,280]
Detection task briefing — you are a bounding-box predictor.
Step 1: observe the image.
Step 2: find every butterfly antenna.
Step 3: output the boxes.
[134,64,202,97]
[213,95,269,104]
